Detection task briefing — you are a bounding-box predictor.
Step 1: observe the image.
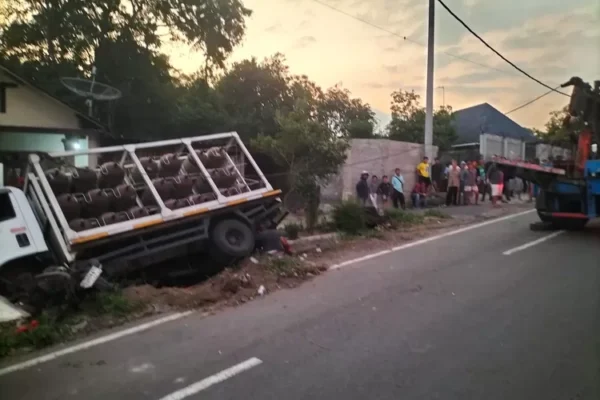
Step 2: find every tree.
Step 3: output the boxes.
[318,85,376,138]
[533,107,580,146]
[0,0,252,137]
[0,0,251,72]
[251,100,349,229]
[216,54,293,141]
[386,89,457,150]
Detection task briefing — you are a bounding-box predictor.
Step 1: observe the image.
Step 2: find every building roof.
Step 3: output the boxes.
[0,64,107,132]
[452,103,536,144]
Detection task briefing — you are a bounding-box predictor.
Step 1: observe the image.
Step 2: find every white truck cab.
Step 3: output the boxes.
[0,187,49,268]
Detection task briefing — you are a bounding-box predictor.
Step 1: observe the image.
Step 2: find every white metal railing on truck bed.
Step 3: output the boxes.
[25,132,281,249]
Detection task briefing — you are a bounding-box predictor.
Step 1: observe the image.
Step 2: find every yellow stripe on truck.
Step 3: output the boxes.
[72,232,109,244]
[133,218,164,230]
[262,189,282,197]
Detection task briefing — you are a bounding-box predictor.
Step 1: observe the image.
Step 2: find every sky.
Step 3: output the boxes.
[167,0,600,131]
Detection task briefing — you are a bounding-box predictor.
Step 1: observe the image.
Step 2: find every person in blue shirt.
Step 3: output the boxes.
[391,168,405,209]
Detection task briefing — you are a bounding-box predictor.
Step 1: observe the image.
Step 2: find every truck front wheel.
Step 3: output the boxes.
[211,219,255,259]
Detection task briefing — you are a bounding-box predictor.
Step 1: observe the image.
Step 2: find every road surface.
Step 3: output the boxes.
[1,210,599,400]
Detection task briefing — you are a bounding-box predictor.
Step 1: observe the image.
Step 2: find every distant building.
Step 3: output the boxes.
[0,64,106,184]
[447,103,537,161]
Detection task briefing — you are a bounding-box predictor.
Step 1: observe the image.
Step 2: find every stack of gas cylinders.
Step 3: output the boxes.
[46,147,245,232]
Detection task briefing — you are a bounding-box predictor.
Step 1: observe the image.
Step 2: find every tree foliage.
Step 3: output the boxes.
[251,99,349,228]
[386,89,457,150]
[532,107,581,146]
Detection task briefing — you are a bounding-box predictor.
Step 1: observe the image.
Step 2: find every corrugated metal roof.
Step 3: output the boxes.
[452,103,536,144]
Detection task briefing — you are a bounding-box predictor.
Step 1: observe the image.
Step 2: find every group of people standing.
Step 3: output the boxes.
[356,168,413,210]
[356,155,530,211]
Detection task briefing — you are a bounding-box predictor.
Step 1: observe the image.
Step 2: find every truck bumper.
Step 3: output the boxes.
[0,296,29,322]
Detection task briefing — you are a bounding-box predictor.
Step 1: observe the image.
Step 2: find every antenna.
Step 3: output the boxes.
[60,66,122,118]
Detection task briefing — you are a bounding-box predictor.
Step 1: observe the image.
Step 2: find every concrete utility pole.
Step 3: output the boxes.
[437,86,445,107]
[424,0,435,158]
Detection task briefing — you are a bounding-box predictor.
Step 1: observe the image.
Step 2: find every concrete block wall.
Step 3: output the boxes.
[321,139,437,203]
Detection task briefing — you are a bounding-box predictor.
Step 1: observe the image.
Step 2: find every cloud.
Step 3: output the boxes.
[264,23,283,33]
[291,35,317,49]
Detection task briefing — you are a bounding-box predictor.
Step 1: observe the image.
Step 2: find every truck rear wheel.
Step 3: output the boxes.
[211,218,255,259]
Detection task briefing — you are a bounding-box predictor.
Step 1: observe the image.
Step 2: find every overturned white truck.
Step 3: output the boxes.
[0,132,284,320]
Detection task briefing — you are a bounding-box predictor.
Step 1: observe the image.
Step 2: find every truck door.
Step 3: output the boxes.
[0,188,48,269]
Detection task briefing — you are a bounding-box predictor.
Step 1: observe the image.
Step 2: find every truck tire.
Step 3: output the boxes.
[535,190,552,222]
[211,219,255,258]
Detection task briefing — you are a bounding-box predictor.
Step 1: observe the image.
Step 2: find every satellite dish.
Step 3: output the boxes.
[60,66,122,117]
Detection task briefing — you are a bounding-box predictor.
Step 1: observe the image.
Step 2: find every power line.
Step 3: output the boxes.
[504,88,558,115]
[436,0,570,97]
[310,0,517,78]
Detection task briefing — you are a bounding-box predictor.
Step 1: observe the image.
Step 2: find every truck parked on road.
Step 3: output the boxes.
[0,132,284,320]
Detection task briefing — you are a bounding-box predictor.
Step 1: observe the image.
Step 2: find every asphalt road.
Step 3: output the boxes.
[1,210,599,400]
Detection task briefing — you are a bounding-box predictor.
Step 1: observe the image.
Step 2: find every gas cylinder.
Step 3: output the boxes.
[57,193,81,220]
[100,211,130,225]
[98,162,125,188]
[71,167,98,193]
[84,189,112,217]
[200,147,226,168]
[113,184,138,211]
[45,169,71,194]
[182,150,202,173]
[69,218,101,232]
[211,168,237,188]
[159,153,183,177]
[172,175,196,198]
[132,156,159,182]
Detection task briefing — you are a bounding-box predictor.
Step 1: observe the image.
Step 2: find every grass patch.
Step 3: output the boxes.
[283,223,303,240]
[384,209,425,225]
[332,201,366,234]
[424,209,452,219]
[0,290,139,359]
[263,257,305,277]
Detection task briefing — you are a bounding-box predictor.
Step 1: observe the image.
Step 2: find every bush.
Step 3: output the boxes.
[384,209,424,226]
[283,223,303,239]
[332,201,366,234]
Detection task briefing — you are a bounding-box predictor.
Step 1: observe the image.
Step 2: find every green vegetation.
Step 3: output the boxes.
[0,291,139,358]
[332,201,367,234]
[424,209,452,219]
[283,223,303,240]
[385,208,425,226]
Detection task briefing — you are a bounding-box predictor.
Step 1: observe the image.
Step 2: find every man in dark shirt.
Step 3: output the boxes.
[431,157,443,192]
[356,171,370,206]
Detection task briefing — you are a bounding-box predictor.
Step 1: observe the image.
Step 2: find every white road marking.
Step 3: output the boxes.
[157,357,263,400]
[502,230,565,255]
[329,209,535,270]
[0,311,194,377]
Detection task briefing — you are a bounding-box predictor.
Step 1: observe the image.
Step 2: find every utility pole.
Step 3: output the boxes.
[437,86,445,107]
[424,0,435,159]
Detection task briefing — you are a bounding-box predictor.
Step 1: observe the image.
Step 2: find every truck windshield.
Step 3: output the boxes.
[0,192,16,222]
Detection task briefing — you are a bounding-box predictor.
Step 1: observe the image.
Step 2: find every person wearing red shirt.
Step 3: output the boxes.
[411,181,427,208]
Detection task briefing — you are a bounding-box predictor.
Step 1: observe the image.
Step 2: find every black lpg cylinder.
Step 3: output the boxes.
[113,184,137,211]
[182,150,201,172]
[200,147,225,169]
[71,167,98,193]
[173,176,196,198]
[84,189,112,217]
[69,218,101,232]
[132,156,158,182]
[164,198,189,210]
[45,169,70,195]
[100,212,130,225]
[158,153,183,177]
[211,168,237,188]
[57,194,81,220]
[141,178,174,205]
[98,162,125,188]
[128,206,150,219]
[192,175,211,194]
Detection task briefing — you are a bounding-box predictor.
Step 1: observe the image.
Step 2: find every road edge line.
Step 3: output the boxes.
[502,230,565,255]
[157,357,263,400]
[0,310,194,377]
[329,208,535,271]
